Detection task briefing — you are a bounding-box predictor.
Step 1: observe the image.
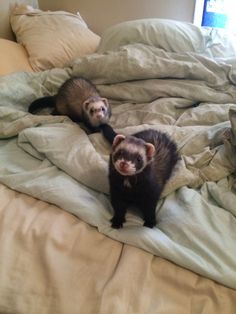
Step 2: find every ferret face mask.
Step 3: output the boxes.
[112,134,155,176]
[83,97,110,127]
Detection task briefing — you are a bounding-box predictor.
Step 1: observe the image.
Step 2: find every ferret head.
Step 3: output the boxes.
[111,134,156,176]
[83,97,111,128]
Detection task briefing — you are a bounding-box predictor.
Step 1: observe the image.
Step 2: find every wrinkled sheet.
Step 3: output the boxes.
[0,43,236,289]
[0,183,236,314]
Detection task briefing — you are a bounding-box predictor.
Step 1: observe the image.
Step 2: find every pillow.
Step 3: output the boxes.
[10,5,101,71]
[97,18,210,54]
[0,39,33,76]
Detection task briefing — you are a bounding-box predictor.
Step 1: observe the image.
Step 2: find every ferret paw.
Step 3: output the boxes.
[110,217,125,229]
[111,222,123,229]
[143,220,156,228]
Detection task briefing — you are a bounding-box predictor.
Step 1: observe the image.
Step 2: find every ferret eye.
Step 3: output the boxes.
[117,149,124,157]
[136,156,142,164]
[90,109,94,114]
[101,107,105,112]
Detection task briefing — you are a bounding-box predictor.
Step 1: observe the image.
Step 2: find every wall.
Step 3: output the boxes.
[38,0,196,35]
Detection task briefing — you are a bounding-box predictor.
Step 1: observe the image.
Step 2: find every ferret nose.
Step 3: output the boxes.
[95,109,103,119]
[96,112,103,119]
[120,161,128,170]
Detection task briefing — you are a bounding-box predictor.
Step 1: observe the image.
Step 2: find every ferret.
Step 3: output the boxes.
[101,125,179,228]
[28,76,111,131]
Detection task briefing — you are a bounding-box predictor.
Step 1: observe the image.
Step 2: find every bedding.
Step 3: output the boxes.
[10,5,100,71]
[0,15,236,313]
[0,39,33,75]
[0,183,236,314]
[97,18,236,58]
[0,0,38,40]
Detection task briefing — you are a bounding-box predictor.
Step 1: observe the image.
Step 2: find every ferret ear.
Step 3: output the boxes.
[113,134,126,148]
[145,143,155,160]
[82,100,90,111]
[102,98,109,108]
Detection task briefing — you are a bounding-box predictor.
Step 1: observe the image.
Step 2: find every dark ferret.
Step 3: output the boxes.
[101,124,179,228]
[28,76,111,131]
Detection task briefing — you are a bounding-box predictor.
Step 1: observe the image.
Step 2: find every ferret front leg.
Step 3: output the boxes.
[140,196,158,228]
[110,197,128,229]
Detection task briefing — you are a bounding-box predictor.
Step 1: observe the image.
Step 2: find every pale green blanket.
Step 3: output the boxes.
[0,42,236,289]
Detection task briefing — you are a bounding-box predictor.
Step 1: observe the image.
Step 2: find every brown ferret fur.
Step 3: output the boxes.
[28,76,111,131]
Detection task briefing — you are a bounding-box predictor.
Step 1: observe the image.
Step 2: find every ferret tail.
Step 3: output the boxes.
[100,123,117,145]
[28,96,55,114]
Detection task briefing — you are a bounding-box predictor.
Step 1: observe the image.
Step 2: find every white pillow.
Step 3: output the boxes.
[97,18,209,54]
[10,5,101,71]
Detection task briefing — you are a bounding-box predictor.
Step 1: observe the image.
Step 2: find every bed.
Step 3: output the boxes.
[0,1,236,313]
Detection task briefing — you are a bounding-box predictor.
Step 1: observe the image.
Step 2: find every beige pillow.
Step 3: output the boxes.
[10,5,100,71]
[0,38,33,76]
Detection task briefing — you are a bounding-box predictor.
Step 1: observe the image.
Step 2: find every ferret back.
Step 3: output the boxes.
[57,76,99,105]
